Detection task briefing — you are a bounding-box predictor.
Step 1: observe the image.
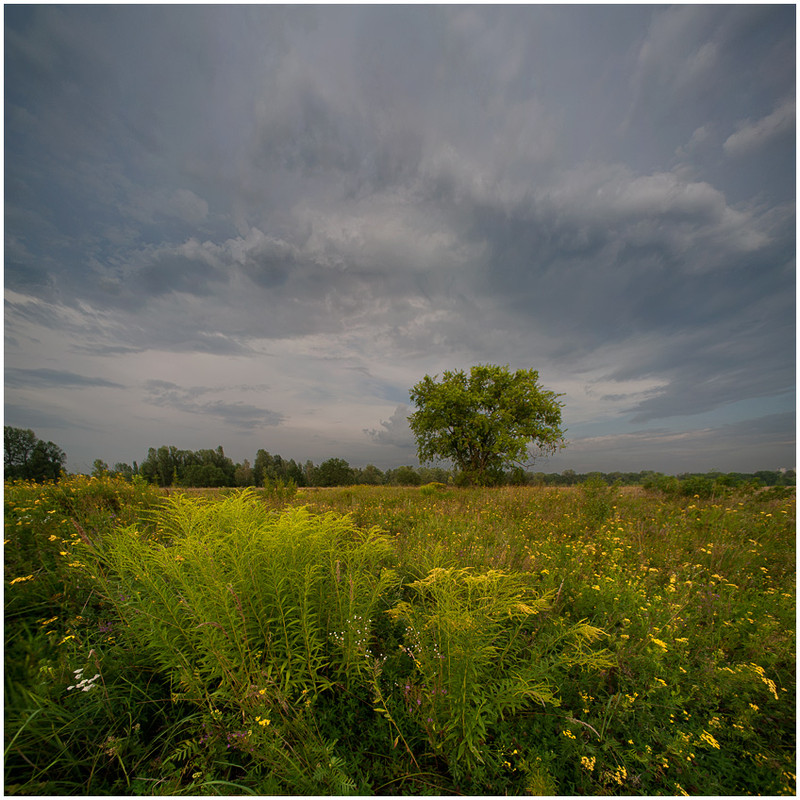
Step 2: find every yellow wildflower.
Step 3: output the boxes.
[750,664,780,700]
[9,575,33,585]
[699,731,720,749]
[580,756,596,772]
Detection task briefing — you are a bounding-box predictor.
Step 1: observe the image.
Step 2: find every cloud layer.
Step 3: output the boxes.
[4,6,795,473]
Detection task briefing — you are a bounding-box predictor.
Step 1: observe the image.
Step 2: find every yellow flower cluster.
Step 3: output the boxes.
[603,765,627,786]
[580,756,596,772]
[699,731,720,749]
[750,663,780,700]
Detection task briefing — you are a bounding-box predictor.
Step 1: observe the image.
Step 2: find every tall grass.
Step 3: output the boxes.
[5,478,795,794]
[297,483,796,795]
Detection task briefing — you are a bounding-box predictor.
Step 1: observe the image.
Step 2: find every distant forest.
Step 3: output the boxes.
[5,426,793,494]
[92,444,795,495]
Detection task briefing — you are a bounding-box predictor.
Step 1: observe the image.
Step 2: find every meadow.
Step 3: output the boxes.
[4,476,795,795]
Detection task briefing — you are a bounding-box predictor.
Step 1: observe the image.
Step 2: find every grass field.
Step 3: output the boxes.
[4,476,795,795]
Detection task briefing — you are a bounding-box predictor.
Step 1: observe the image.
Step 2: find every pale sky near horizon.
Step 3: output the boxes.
[4,5,796,475]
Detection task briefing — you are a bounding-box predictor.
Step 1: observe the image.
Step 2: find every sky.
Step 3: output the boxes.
[4,4,796,476]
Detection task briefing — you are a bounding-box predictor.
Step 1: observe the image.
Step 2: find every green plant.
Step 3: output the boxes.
[5,480,794,795]
[94,493,398,700]
[381,566,612,784]
[579,475,618,527]
[263,476,298,505]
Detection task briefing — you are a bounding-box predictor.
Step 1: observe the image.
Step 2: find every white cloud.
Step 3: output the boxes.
[723,97,795,157]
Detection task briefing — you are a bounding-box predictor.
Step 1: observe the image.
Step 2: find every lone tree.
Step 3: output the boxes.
[408,364,565,485]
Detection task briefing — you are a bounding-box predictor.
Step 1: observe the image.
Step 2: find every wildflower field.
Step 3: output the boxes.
[4,476,795,795]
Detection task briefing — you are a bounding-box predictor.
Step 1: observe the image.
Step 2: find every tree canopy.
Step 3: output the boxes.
[408,364,565,485]
[4,426,66,482]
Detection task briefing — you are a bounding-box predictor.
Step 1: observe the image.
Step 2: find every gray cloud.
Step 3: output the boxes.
[5,368,125,390]
[548,412,795,474]
[4,6,794,472]
[723,97,796,158]
[365,405,415,451]
[144,381,284,431]
[4,403,97,433]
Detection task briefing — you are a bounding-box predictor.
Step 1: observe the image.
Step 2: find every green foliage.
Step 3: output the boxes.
[4,474,163,623]
[4,426,66,483]
[253,449,305,487]
[383,566,611,783]
[300,485,796,795]
[138,445,237,487]
[4,475,171,794]
[92,459,110,477]
[408,364,565,485]
[579,474,619,527]
[5,480,795,795]
[388,465,422,486]
[263,476,298,505]
[94,494,398,703]
[315,457,356,487]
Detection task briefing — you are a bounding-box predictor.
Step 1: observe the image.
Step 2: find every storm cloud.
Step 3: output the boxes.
[4,6,794,473]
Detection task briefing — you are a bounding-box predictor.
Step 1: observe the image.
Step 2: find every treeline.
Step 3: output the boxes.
[95,444,796,493]
[6,426,795,491]
[529,468,796,492]
[93,446,453,488]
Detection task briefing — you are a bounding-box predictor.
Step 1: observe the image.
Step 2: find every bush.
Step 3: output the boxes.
[678,475,715,498]
[579,475,618,527]
[383,567,611,786]
[263,476,298,505]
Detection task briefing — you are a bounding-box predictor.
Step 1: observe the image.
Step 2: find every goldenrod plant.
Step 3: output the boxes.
[382,566,611,780]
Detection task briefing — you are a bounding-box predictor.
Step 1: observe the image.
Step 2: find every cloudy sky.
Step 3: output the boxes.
[5,5,796,475]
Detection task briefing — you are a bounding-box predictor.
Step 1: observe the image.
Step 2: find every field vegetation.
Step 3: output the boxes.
[4,475,795,795]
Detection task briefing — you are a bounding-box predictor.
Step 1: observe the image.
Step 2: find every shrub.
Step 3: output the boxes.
[380,566,612,786]
[263,475,298,505]
[94,493,398,699]
[579,475,618,527]
[678,475,715,498]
